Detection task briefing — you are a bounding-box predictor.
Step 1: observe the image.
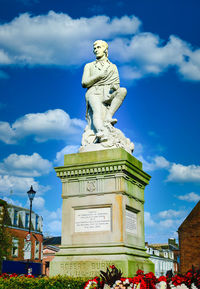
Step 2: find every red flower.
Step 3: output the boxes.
[158,276,167,282]
[145,272,156,280]
[136,269,144,276]
[10,273,18,277]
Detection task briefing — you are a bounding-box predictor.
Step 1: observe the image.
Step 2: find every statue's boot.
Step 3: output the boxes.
[106,116,118,125]
[105,88,127,125]
[96,129,108,141]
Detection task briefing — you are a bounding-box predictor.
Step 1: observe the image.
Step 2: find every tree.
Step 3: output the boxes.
[0,199,12,273]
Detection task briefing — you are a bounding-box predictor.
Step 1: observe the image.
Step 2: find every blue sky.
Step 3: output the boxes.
[0,0,200,243]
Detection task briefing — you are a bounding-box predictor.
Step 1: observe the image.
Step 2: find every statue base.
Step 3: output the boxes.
[80,124,134,154]
[50,148,154,278]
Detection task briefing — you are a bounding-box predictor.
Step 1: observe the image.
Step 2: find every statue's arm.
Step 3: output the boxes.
[82,63,104,88]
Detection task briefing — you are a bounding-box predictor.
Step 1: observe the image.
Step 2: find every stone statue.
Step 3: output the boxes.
[79,40,134,154]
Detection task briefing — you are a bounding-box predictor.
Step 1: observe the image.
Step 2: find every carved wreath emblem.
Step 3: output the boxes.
[86,181,96,192]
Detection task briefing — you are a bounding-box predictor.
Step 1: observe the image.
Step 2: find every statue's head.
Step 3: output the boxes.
[93,40,108,59]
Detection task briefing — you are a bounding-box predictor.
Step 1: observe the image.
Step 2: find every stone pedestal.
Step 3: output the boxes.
[50,148,154,277]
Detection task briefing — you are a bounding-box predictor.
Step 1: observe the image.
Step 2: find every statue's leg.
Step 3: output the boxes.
[105,87,127,124]
[88,94,104,136]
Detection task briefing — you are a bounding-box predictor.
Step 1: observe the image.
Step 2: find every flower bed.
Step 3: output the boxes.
[84,266,200,289]
[0,266,199,289]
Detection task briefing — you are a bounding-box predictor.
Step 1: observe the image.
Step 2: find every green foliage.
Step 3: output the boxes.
[3,209,12,226]
[100,265,122,287]
[0,202,12,273]
[0,275,86,289]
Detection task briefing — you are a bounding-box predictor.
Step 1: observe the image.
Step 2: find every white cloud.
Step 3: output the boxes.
[136,155,170,171]
[48,207,62,221]
[145,207,189,236]
[45,220,62,235]
[144,211,156,227]
[31,196,45,210]
[2,196,23,207]
[167,163,200,183]
[132,142,144,155]
[134,152,200,184]
[0,153,52,177]
[0,153,52,197]
[0,175,49,196]
[158,217,185,229]
[0,12,199,81]
[179,49,200,81]
[0,49,12,65]
[110,34,195,80]
[43,206,62,235]
[0,12,140,67]
[0,122,16,144]
[32,199,62,236]
[0,109,85,144]
[159,219,176,228]
[157,207,189,230]
[158,209,186,219]
[177,192,200,202]
[55,145,79,165]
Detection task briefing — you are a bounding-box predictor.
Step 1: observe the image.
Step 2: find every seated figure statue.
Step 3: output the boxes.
[80,40,134,154]
[82,40,127,140]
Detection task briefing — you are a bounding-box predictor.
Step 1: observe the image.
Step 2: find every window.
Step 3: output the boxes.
[24,240,31,260]
[13,210,18,226]
[25,213,29,228]
[35,241,39,259]
[12,238,19,257]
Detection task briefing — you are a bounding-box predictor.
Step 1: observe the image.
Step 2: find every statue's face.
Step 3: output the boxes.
[93,42,106,59]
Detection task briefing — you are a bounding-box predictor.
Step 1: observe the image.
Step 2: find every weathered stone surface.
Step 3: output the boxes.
[50,148,154,277]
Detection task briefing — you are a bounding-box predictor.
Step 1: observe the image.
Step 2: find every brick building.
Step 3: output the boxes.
[178,201,200,274]
[0,199,43,273]
[42,236,61,276]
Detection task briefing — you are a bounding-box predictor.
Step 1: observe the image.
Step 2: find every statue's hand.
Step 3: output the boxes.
[98,70,108,79]
[99,66,112,79]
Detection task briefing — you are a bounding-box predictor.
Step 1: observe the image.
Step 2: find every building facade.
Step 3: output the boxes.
[0,199,43,267]
[146,238,179,276]
[42,236,61,276]
[178,201,200,274]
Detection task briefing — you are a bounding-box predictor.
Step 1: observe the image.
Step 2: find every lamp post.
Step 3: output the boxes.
[26,185,36,275]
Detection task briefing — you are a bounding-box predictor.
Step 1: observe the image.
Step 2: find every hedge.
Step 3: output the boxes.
[0,274,86,289]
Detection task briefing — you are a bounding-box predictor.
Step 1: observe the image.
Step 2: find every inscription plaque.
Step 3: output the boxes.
[126,209,137,235]
[59,261,121,277]
[75,207,111,232]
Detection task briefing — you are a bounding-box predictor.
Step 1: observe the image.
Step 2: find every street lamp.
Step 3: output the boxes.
[26,185,36,274]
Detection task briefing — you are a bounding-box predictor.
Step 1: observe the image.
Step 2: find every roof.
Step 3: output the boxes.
[178,200,200,231]
[149,243,168,247]
[1,199,38,215]
[44,245,60,252]
[43,236,61,245]
[148,243,179,251]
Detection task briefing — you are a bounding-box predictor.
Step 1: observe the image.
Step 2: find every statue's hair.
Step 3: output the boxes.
[93,40,108,57]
